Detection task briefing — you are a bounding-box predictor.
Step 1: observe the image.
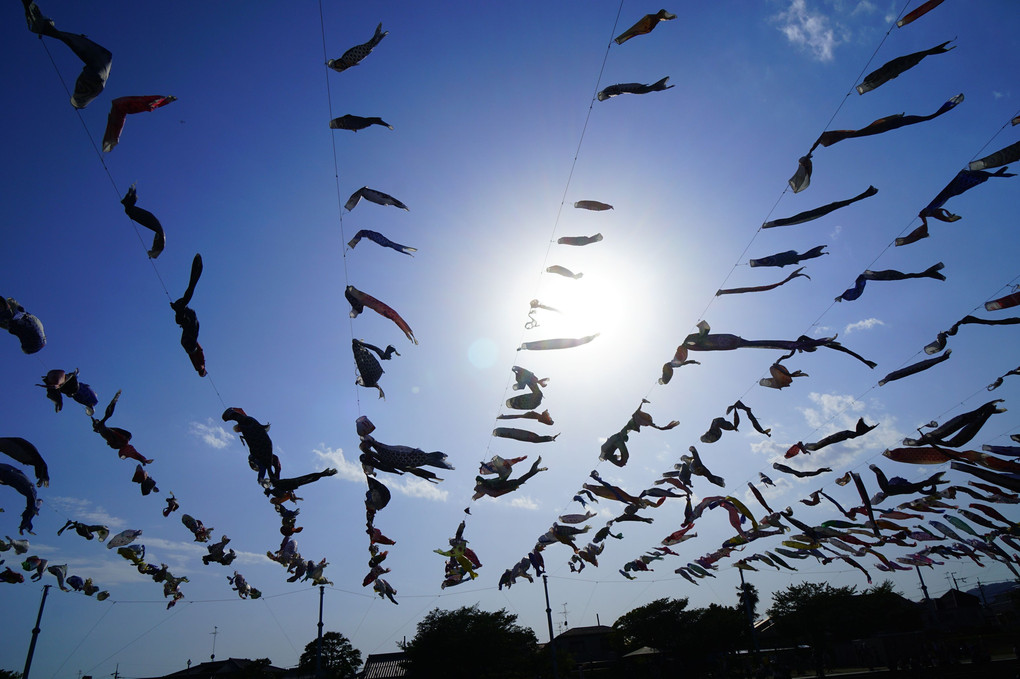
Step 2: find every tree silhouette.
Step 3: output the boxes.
[736,581,760,620]
[400,605,538,679]
[297,631,361,679]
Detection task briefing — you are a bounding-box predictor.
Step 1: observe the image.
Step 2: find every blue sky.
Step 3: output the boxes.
[2,1,1019,676]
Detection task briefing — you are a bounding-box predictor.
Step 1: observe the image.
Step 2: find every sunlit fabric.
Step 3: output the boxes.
[102,95,177,152]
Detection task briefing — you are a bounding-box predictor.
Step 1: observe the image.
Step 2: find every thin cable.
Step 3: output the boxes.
[48,601,117,679]
[261,596,301,657]
[84,601,187,673]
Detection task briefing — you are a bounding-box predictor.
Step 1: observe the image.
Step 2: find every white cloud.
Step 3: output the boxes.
[510,496,539,510]
[398,477,449,501]
[800,391,864,427]
[774,0,843,61]
[852,1,877,15]
[50,497,126,529]
[312,444,448,502]
[789,393,906,473]
[830,224,843,240]
[143,536,269,567]
[312,445,364,482]
[189,419,233,449]
[844,318,884,334]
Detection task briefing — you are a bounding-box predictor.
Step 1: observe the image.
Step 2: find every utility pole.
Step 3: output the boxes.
[945,571,960,591]
[738,570,759,658]
[23,584,51,679]
[542,575,559,679]
[976,579,990,607]
[210,626,218,661]
[916,566,930,601]
[315,585,324,679]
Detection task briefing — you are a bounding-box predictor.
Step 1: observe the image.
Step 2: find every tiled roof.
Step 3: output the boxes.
[361,652,407,678]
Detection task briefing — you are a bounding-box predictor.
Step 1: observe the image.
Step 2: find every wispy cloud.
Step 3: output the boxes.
[312,444,448,502]
[313,445,364,482]
[50,497,126,528]
[774,0,843,61]
[510,496,539,510]
[852,0,877,16]
[793,392,905,471]
[399,477,449,502]
[143,536,269,567]
[844,317,884,334]
[190,419,233,449]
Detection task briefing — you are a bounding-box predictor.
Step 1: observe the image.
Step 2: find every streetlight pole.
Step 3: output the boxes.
[23,584,51,679]
[542,575,559,679]
[315,585,324,679]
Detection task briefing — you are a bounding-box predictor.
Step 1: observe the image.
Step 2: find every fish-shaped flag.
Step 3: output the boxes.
[519,334,599,351]
[0,438,48,488]
[23,2,112,109]
[170,254,207,377]
[683,320,875,368]
[473,457,546,499]
[598,77,673,101]
[0,463,41,534]
[121,185,165,258]
[902,400,1006,448]
[492,427,559,444]
[222,407,278,486]
[924,315,1020,354]
[878,350,951,386]
[91,390,153,465]
[1,297,45,354]
[772,462,831,478]
[352,339,399,399]
[788,155,813,193]
[659,345,699,384]
[750,246,827,268]
[346,285,417,344]
[884,447,1020,474]
[810,94,962,152]
[614,9,676,45]
[344,187,409,212]
[329,115,393,131]
[915,168,1015,232]
[497,410,554,426]
[759,362,807,390]
[327,23,387,73]
[764,186,877,228]
[985,290,1020,312]
[897,0,945,27]
[836,263,945,302]
[546,265,583,279]
[107,529,143,549]
[987,367,1020,392]
[266,469,338,501]
[856,41,954,94]
[969,141,1020,172]
[716,268,809,296]
[347,230,416,256]
[558,234,603,246]
[360,435,454,476]
[102,95,177,152]
[574,200,613,211]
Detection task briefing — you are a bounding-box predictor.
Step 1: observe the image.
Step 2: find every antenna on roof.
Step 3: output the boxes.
[210,626,218,661]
